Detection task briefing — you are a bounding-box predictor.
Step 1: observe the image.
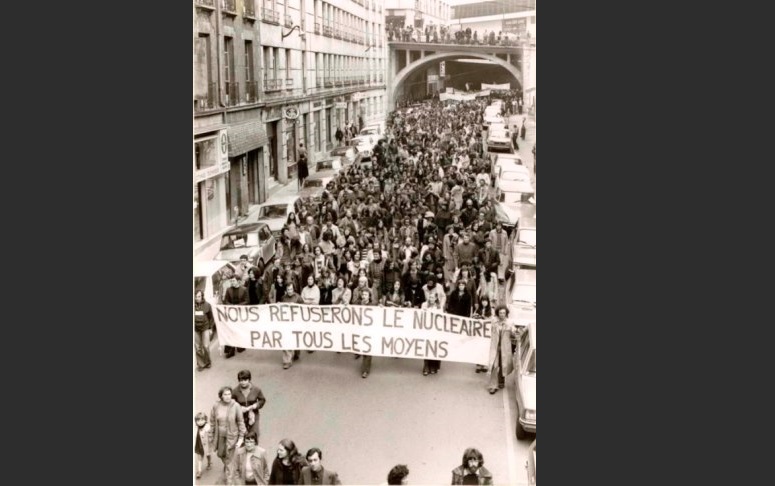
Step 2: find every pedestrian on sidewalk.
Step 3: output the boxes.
[335,127,344,147]
[297,146,309,191]
[194,290,214,371]
[520,118,527,141]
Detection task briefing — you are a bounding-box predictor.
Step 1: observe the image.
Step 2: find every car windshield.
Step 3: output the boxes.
[488,145,514,154]
[317,162,332,170]
[303,179,323,188]
[518,229,536,247]
[258,205,288,219]
[220,231,259,250]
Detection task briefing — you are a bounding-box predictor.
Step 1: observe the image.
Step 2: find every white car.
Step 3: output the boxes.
[510,266,536,307]
[514,321,536,440]
[248,195,303,237]
[513,217,536,267]
[193,260,238,305]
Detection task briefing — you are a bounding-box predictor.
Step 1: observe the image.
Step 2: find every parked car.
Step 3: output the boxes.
[248,196,303,237]
[525,439,536,485]
[486,129,514,155]
[497,163,535,205]
[510,266,536,307]
[513,217,536,267]
[315,158,346,177]
[299,174,335,203]
[490,153,524,182]
[330,143,359,165]
[193,260,238,305]
[514,321,536,440]
[359,124,383,137]
[214,222,276,269]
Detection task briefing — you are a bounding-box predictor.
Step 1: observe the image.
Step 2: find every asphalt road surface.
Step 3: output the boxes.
[194,344,532,485]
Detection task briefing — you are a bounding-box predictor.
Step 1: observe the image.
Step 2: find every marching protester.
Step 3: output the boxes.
[223,275,248,357]
[194,290,214,371]
[209,386,246,484]
[299,447,342,485]
[486,305,518,394]
[232,370,267,440]
[194,412,212,479]
[232,431,271,485]
[450,448,493,485]
[269,439,308,485]
[387,464,410,485]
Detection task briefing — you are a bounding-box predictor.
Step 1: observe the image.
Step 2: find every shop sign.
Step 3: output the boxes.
[218,129,229,165]
[334,102,347,109]
[351,92,363,101]
[312,101,323,108]
[194,160,230,184]
[427,75,438,82]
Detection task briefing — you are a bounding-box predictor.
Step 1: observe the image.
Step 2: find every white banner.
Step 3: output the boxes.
[213,304,493,364]
[482,83,511,90]
[439,92,478,102]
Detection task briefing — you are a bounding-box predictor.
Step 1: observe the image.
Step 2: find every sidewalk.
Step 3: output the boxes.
[506,113,537,197]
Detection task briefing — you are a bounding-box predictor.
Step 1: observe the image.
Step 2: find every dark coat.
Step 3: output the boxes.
[446,289,472,317]
[224,287,249,305]
[298,157,309,179]
[269,455,307,485]
[299,466,342,485]
[194,301,215,332]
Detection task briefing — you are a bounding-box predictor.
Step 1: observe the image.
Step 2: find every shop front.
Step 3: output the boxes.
[194,129,230,244]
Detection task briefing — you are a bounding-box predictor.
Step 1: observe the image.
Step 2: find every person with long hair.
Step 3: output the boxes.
[298,243,314,285]
[451,447,493,485]
[269,438,308,485]
[331,277,352,306]
[194,290,214,371]
[247,266,263,305]
[486,305,518,394]
[421,289,444,376]
[208,386,246,484]
[269,274,287,304]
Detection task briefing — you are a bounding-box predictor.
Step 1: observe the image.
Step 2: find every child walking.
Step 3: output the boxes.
[194,412,212,479]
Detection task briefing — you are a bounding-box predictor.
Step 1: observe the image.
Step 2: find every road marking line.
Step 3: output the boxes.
[503,378,519,485]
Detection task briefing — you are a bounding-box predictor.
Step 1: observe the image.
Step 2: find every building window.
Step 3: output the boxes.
[315,110,321,151]
[245,40,256,101]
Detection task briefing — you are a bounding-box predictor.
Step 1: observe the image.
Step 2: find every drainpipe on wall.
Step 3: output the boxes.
[216,0,227,108]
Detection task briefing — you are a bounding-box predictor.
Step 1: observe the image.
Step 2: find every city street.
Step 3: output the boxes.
[195,345,531,485]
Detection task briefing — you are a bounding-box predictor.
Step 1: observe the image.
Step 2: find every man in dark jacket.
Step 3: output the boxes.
[232,370,267,439]
[299,448,342,485]
[479,239,501,275]
[454,232,478,269]
[223,275,249,357]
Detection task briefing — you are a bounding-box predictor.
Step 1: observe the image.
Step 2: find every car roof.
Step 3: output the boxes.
[193,260,236,277]
[260,195,299,205]
[223,223,266,235]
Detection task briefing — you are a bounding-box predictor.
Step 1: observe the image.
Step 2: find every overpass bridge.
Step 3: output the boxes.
[387,41,528,109]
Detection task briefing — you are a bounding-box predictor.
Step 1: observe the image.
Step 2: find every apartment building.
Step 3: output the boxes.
[385,0,451,31]
[194,0,387,253]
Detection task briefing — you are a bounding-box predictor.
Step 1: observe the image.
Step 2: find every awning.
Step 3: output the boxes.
[194,123,227,136]
[227,120,269,157]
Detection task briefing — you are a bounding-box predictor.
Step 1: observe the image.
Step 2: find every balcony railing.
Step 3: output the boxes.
[324,77,333,88]
[262,8,279,24]
[243,0,255,18]
[378,74,383,83]
[225,81,239,106]
[264,78,282,92]
[323,25,332,37]
[314,22,320,34]
[221,0,236,14]
[195,0,215,9]
[284,14,293,28]
[195,82,217,112]
[317,77,324,88]
[285,78,294,88]
[245,81,258,102]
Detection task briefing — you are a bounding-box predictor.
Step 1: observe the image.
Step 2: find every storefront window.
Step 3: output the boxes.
[194,187,203,242]
[198,175,227,239]
[195,138,217,170]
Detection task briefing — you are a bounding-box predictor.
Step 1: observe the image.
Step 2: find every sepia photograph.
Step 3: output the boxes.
[194,0,536,483]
